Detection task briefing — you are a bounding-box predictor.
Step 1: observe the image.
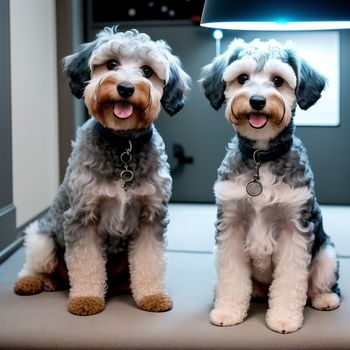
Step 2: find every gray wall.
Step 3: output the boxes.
[84,22,350,205]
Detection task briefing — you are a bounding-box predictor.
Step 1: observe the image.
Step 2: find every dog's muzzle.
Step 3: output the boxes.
[248,95,268,129]
[113,82,135,119]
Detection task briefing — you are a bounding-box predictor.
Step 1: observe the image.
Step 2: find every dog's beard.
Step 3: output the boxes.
[226,93,292,142]
[84,76,161,130]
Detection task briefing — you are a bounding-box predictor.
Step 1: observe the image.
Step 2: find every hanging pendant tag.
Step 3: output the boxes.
[246,149,263,197]
[121,169,134,184]
[120,140,134,191]
[246,178,263,196]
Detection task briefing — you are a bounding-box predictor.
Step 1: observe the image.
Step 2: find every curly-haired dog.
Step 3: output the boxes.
[200,38,340,333]
[14,27,190,316]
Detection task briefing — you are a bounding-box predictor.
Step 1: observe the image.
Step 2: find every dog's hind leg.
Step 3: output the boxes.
[128,221,172,312]
[308,244,340,311]
[64,224,107,316]
[14,221,58,295]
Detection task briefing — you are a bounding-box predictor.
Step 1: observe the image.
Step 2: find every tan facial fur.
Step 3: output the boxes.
[84,51,165,130]
[223,57,297,142]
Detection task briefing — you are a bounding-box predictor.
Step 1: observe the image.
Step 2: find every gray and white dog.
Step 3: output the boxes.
[200,38,340,333]
[14,27,190,316]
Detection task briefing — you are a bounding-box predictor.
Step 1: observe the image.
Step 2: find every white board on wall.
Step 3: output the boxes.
[287,31,340,126]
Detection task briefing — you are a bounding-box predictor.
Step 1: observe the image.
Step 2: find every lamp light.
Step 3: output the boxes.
[212,29,223,55]
[200,0,350,31]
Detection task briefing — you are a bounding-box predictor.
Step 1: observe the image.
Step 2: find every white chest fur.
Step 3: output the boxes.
[215,164,312,282]
[215,164,311,208]
[75,165,171,237]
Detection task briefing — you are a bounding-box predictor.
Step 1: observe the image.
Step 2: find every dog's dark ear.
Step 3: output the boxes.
[200,38,245,110]
[161,55,191,116]
[200,55,227,111]
[63,41,98,99]
[296,59,327,110]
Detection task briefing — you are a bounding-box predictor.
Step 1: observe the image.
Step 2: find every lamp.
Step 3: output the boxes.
[200,0,350,31]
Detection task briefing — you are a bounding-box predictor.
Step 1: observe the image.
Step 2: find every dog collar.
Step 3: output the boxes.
[94,121,153,190]
[238,138,293,197]
[238,138,293,163]
[94,121,153,151]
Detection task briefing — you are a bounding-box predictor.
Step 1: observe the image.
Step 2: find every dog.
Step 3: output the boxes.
[200,38,340,333]
[14,27,191,316]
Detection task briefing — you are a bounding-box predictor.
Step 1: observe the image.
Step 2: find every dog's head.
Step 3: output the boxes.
[200,38,326,141]
[64,27,191,130]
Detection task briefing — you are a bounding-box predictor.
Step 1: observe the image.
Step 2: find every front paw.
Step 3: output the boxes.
[138,293,173,312]
[266,309,303,334]
[14,275,44,295]
[311,293,340,311]
[209,308,247,327]
[68,296,105,316]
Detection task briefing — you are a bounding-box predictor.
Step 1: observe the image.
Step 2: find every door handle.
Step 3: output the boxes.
[171,144,193,176]
[173,144,193,164]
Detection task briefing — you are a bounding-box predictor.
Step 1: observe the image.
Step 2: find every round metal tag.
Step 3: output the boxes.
[121,151,132,165]
[246,179,263,197]
[121,170,134,183]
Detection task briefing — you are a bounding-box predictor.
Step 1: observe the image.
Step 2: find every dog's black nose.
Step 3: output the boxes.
[250,95,266,110]
[117,82,135,98]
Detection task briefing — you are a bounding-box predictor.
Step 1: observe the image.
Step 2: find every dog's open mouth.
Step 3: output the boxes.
[247,113,268,129]
[113,101,133,119]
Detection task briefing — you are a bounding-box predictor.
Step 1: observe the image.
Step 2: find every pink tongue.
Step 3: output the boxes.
[248,113,267,128]
[113,102,133,119]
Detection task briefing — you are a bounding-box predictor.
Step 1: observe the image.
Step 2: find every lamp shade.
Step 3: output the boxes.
[200,0,350,30]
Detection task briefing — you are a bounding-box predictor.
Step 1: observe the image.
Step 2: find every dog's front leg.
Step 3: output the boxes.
[266,229,311,333]
[64,223,107,316]
[210,216,252,327]
[128,220,172,312]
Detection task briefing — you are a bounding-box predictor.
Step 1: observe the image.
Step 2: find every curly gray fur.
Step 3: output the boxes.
[39,118,171,254]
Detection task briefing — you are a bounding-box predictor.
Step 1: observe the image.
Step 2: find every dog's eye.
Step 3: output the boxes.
[106,59,119,70]
[237,74,249,84]
[273,76,284,87]
[141,66,153,78]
